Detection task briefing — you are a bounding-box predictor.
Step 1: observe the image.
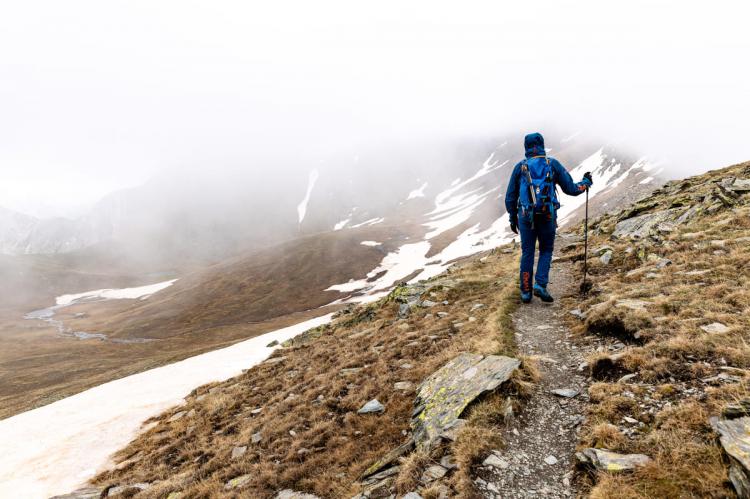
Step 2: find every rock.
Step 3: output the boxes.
[275,490,321,499]
[701,322,730,334]
[411,353,520,449]
[267,339,280,347]
[251,432,263,444]
[618,373,638,384]
[453,322,465,329]
[225,474,252,490]
[265,356,287,365]
[421,464,448,483]
[108,483,150,496]
[544,455,559,465]
[595,245,614,256]
[437,312,449,318]
[400,363,414,369]
[723,400,750,420]
[483,452,510,469]
[358,399,385,414]
[569,309,587,320]
[398,303,411,319]
[731,178,750,192]
[655,258,672,269]
[340,367,363,376]
[623,416,639,424]
[231,446,247,459]
[401,493,423,499]
[440,454,457,470]
[576,448,652,472]
[470,303,485,311]
[421,300,437,307]
[166,493,183,499]
[615,299,649,311]
[50,488,104,499]
[711,416,750,498]
[394,381,413,391]
[613,209,683,239]
[551,388,579,398]
[168,411,187,423]
[361,438,414,478]
[363,476,395,498]
[599,250,613,265]
[250,407,262,414]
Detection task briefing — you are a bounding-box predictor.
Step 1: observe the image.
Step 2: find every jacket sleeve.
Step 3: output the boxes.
[553,159,588,196]
[504,162,522,219]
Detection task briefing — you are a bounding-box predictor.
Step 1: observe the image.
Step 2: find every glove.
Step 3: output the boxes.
[582,172,593,188]
[509,215,518,234]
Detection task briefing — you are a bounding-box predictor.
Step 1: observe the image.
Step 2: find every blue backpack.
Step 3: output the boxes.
[518,156,558,220]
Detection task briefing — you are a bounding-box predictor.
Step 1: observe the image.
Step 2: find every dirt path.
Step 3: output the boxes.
[474,262,590,498]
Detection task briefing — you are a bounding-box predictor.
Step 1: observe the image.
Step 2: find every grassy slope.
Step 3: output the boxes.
[92,247,527,498]
[561,161,750,497]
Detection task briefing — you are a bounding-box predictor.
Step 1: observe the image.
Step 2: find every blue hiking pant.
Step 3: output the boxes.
[518,214,556,292]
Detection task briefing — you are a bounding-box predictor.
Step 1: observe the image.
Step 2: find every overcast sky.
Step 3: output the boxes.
[2,1,749,217]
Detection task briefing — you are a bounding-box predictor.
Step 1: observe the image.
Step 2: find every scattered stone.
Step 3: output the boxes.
[401,493,423,499]
[453,322,465,329]
[569,309,587,320]
[701,322,730,334]
[618,373,638,384]
[394,381,413,391]
[615,299,649,311]
[544,455,559,465]
[225,474,252,490]
[655,258,672,269]
[551,388,579,398]
[265,356,287,365]
[250,407,262,415]
[50,488,104,499]
[421,464,448,483]
[251,432,263,444]
[400,363,414,369]
[358,399,385,414]
[411,353,519,449]
[483,453,510,469]
[623,416,639,424]
[398,303,411,319]
[231,446,247,459]
[275,490,321,499]
[613,209,682,239]
[108,483,151,496]
[361,438,414,478]
[440,454,457,470]
[599,250,613,265]
[421,300,438,307]
[437,312,449,318]
[711,416,750,497]
[266,340,279,347]
[340,367,363,376]
[471,303,485,311]
[576,448,652,472]
[723,399,750,419]
[168,411,187,423]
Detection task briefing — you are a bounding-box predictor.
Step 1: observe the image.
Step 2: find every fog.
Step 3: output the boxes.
[1,0,749,217]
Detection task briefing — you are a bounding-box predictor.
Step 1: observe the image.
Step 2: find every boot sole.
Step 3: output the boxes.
[533,290,554,303]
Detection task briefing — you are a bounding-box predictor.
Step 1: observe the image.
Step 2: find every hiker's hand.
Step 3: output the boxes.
[582,172,593,188]
[509,216,518,234]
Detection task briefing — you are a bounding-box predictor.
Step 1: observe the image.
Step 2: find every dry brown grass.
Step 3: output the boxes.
[92,247,521,498]
[564,161,750,498]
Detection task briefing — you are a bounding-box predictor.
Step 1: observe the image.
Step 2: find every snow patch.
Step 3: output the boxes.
[360,241,381,247]
[351,217,384,228]
[639,176,654,184]
[297,169,319,224]
[333,218,350,231]
[56,279,178,306]
[0,314,333,499]
[407,182,428,200]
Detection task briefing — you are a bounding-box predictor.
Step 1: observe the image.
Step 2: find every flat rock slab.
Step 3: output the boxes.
[411,352,520,449]
[613,208,683,239]
[275,490,322,499]
[576,448,652,472]
[701,322,730,334]
[50,488,105,499]
[711,416,750,498]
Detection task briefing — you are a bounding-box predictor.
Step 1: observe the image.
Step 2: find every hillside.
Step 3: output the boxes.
[70,160,750,499]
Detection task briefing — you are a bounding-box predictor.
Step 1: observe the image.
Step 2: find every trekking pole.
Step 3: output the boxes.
[580,187,590,295]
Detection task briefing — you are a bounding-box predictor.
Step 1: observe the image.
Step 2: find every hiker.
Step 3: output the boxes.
[504,132,592,303]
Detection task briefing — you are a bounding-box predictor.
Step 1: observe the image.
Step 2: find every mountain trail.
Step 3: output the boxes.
[475,262,590,498]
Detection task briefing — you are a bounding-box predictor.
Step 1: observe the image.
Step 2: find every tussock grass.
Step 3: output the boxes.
[564,161,750,498]
[93,248,521,498]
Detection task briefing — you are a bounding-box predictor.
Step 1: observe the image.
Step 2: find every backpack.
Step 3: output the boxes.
[517,156,558,221]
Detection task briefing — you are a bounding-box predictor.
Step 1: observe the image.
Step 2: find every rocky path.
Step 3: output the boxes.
[474,263,590,498]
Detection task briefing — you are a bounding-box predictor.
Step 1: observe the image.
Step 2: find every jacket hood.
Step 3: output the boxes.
[524,132,545,158]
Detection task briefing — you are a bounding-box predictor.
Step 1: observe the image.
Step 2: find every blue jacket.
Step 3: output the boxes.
[504,132,588,221]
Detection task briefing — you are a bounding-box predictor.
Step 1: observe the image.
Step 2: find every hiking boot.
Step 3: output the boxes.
[521,291,532,303]
[533,283,554,303]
